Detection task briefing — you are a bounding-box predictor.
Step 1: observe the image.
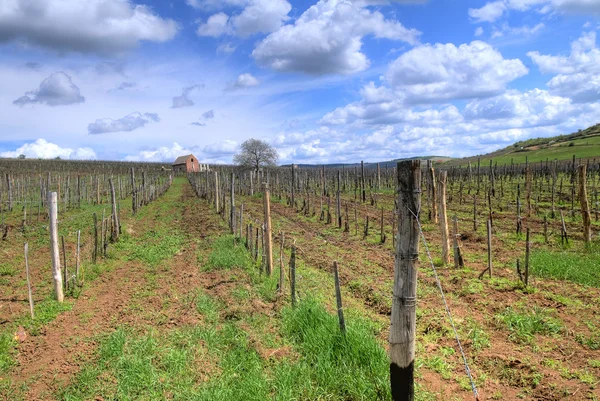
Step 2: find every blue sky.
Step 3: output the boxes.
[0,0,599,164]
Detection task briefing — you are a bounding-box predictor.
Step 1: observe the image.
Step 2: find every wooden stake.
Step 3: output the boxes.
[48,192,64,302]
[579,165,592,244]
[278,231,285,295]
[439,171,450,264]
[263,183,273,276]
[290,245,296,308]
[24,243,34,319]
[389,160,420,401]
[332,261,346,334]
[109,178,119,242]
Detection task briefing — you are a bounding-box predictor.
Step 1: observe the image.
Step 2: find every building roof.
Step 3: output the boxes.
[173,154,193,165]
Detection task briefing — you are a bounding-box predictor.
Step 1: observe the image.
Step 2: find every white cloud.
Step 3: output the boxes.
[385,40,528,103]
[217,42,237,54]
[528,31,600,103]
[233,0,291,37]
[13,72,85,106]
[475,27,484,36]
[0,139,96,160]
[88,112,160,134]
[197,12,232,37]
[229,73,260,89]
[124,142,192,162]
[196,0,291,38]
[469,1,506,23]
[252,0,421,75]
[528,31,600,74]
[203,139,239,157]
[468,0,600,24]
[0,0,178,55]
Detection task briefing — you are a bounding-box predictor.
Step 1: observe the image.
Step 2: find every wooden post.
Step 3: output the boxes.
[24,243,34,319]
[48,192,64,302]
[93,212,98,264]
[62,235,68,292]
[525,228,530,287]
[263,182,273,276]
[429,162,437,223]
[230,172,236,235]
[290,245,297,308]
[279,231,285,295]
[452,215,464,269]
[291,164,296,208]
[487,219,492,278]
[214,171,220,213]
[337,171,342,228]
[438,171,450,264]
[361,160,366,203]
[130,168,137,214]
[76,230,81,285]
[109,178,119,242]
[389,160,420,401]
[6,174,13,212]
[333,261,346,334]
[579,165,592,244]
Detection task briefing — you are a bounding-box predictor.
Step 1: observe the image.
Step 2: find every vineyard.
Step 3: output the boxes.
[1,155,599,400]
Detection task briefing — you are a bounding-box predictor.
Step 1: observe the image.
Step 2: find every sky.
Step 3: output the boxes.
[0,0,599,165]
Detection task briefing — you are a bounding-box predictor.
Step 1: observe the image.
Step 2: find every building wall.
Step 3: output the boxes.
[186,156,199,172]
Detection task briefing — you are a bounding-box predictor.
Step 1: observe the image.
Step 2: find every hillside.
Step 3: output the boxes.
[441,123,600,167]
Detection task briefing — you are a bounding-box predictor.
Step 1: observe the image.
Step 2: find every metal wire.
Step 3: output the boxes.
[404,202,480,401]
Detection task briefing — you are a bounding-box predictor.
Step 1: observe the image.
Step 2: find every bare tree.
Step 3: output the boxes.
[234,138,278,171]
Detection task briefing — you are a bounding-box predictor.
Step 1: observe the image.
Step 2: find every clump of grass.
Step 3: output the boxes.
[118,229,184,267]
[530,244,600,287]
[206,235,253,271]
[279,297,390,399]
[497,306,562,343]
[0,332,15,373]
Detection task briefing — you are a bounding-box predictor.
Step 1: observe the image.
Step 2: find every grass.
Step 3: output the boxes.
[117,229,184,267]
[205,235,254,271]
[497,306,563,343]
[530,243,600,287]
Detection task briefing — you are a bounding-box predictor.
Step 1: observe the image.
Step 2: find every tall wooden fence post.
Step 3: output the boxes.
[48,192,64,302]
[389,160,421,401]
[438,171,450,264]
[333,261,346,334]
[24,243,34,319]
[109,178,119,242]
[263,182,273,276]
[579,165,592,244]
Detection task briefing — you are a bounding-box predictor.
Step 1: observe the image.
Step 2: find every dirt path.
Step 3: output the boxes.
[7,180,224,400]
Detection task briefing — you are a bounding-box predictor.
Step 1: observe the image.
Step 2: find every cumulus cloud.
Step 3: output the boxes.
[0,139,96,160]
[13,72,85,107]
[203,140,239,157]
[196,0,291,37]
[528,31,600,102]
[468,0,600,24]
[385,40,528,103]
[171,85,204,108]
[88,112,160,134]
[197,12,232,37]
[252,0,421,75]
[0,0,178,55]
[229,73,260,89]
[124,142,192,162]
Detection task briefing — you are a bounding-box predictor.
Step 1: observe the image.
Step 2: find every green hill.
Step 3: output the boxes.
[441,123,600,167]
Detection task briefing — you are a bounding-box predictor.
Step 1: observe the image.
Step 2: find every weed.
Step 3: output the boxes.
[205,235,253,271]
[530,244,600,287]
[497,306,562,343]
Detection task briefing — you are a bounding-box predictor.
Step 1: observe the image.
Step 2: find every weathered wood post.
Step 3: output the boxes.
[278,231,285,295]
[337,171,342,228]
[361,160,366,202]
[291,164,296,208]
[579,165,592,244]
[439,171,450,264]
[428,161,437,223]
[290,244,297,308]
[263,182,273,276]
[109,178,119,242]
[130,168,137,214]
[25,243,34,319]
[389,160,421,401]
[93,212,98,264]
[525,228,530,287]
[6,174,13,212]
[230,172,236,235]
[332,261,346,334]
[452,215,464,269]
[48,192,64,302]
[214,171,220,213]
